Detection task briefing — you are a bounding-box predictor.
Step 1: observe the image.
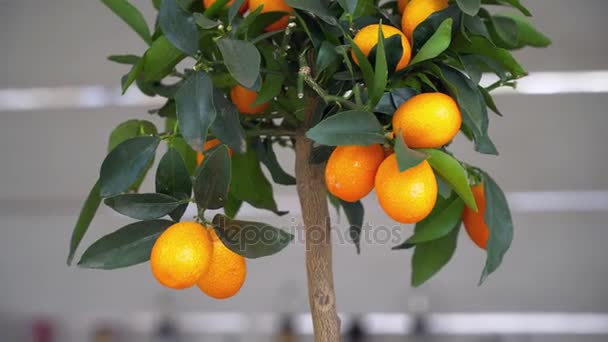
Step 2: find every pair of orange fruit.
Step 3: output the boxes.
[352,0,449,72]
[203,0,293,31]
[150,222,247,299]
[326,92,461,224]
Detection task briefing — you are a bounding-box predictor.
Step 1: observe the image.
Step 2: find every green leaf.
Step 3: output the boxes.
[67,180,102,265]
[228,0,246,23]
[253,42,286,106]
[478,86,502,116]
[159,0,199,56]
[193,12,221,28]
[453,35,527,78]
[231,145,284,214]
[479,171,514,284]
[390,88,419,108]
[255,139,296,185]
[170,136,198,175]
[310,145,335,164]
[407,195,464,244]
[420,148,477,211]
[101,0,152,44]
[341,200,364,254]
[369,23,388,109]
[122,58,144,94]
[209,89,247,154]
[194,145,232,210]
[108,120,157,152]
[412,4,459,51]
[142,36,186,82]
[99,136,160,198]
[156,148,192,221]
[345,34,375,97]
[306,110,385,146]
[411,19,453,65]
[394,133,427,172]
[104,193,182,220]
[455,0,480,16]
[175,71,216,151]
[217,38,261,89]
[495,13,551,48]
[411,223,460,287]
[285,0,337,25]
[107,54,141,65]
[78,220,173,269]
[212,214,293,258]
[488,0,531,16]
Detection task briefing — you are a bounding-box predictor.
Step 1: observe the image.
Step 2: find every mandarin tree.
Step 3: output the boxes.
[68,0,550,340]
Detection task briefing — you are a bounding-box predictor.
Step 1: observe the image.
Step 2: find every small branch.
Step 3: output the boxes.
[299,63,358,110]
[245,127,296,137]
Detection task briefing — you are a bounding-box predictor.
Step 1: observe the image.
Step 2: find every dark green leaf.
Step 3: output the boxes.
[78,220,173,269]
[485,13,518,49]
[228,0,246,23]
[217,38,261,89]
[224,191,243,218]
[104,193,182,220]
[210,89,247,153]
[231,145,284,214]
[479,171,514,284]
[488,0,531,16]
[285,0,337,25]
[67,180,102,265]
[411,224,460,287]
[156,148,192,221]
[255,139,296,185]
[394,133,427,172]
[495,13,551,48]
[306,110,385,146]
[420,148,477,211]
[212,214,293,258]
[159,0,199,56]
[253,43,286,106]
[453,35,527,78]
[390,88,419,108]
[194,145,231,210]
[369,23,389,109]
[316,41,340,75]
[341,200,364,254]
[374,92,396,115]
[193,12,221,28]
[102,0,152,44]
[170,136,199,175]
[175,71,216,151]
[411,18,453,65]
[108,120,157,152]
[413,4,460,51]
[99,136,160,197]
[479,86,502,116]
[122,58,144,94]
[108,54,141,65]
[455,0,480,16]
[310,145,335,164]
[345,34,375,97]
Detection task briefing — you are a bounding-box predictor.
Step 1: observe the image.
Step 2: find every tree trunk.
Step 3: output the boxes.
[295,120,341,341]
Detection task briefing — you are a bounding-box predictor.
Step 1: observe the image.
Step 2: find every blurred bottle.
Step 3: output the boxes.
[91,325,115,342]
[31,319,53,342]
[154,294,182,342]
[405,294,430,342]
[275,315,296,342]
[345,316,367,342]
[154,317,180,342]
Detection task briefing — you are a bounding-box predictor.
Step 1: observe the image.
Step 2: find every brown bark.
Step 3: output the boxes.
[295,105,341,341]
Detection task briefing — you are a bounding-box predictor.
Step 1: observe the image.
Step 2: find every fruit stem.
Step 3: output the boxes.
[294,97,341,342]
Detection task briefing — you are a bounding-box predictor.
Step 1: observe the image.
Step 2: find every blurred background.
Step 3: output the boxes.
[1,0,608,341]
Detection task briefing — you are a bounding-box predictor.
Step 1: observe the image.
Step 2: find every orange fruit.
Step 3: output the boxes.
[150,222,213,290]
[397,0,410,14]
[230,84,270,114]
[197,139,234,166]
[401,0,449,40]
[203,0,248,13]
[197,231,247,299]
[325,145,385,202]
[375,154,437,223]
[352,24,412,71]
[462,184,490,249]
[248,0,293,32]
[392,92,461,148]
